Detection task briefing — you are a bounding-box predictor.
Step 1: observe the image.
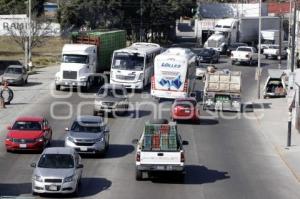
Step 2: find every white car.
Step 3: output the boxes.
[31,147,83,196]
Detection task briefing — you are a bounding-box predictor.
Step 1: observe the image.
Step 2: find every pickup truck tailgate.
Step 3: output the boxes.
[232,51,249,59]
[140,151,181,165]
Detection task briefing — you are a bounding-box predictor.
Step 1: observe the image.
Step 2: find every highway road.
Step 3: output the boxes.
[1,55,300,199]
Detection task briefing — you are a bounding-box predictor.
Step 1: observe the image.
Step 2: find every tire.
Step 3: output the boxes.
[81,79,90,93]
[136,169,143,181]
[0,87,14,104]
[231,60,235,65]
[249,59,252,66]
[265,55,268,59]
[93,110,98,116]
[55,85,60,91]
[25,78,28,84]
[149,119,168,124]
[32,191,38,196]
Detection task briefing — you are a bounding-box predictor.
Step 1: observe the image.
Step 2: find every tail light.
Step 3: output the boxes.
[151,76,155,89]
[136,151,141,162]
[183,80,188,92]
[180,151,185,163]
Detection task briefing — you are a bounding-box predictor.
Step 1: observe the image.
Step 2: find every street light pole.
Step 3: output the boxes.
[257,0,262,99]
[291,0,297,73]
[139,0,143,42]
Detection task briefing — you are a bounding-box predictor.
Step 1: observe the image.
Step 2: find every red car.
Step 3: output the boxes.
[171,98,200,122]
[5,116,52,152]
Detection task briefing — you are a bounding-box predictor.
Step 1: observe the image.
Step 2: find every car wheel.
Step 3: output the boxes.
[231,60,235,65]
[93,110,98,116]
[25,78,28,84]
[32,191,38,196]
[136,169,143,181]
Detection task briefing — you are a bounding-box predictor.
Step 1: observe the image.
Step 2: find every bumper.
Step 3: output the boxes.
[110,79,143,89]
[32,180,77,194]
[65,139,106,154]
[204,101,241,112]
[231,58,251,63]
[94,104,127,114]
[172,112,198,121]
[136,164,184,172]
[5,141,44,151]
[264,92,286,98]
[55,80,86,87]
[4,79,23,85]
[151,90,188,99]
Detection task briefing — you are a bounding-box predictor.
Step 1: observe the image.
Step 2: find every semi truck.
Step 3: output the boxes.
[55,30,126,91]
[204,17,280,54]
[134,120,188,181]
[203,70,242,112]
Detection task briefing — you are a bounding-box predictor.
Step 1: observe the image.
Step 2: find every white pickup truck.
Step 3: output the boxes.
[263,44,287,60]
[133,119,188,181]
[231,46,258,65]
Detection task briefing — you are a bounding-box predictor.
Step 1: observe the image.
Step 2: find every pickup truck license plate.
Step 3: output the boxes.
[49,185,58,191]
[80,146,88,151]
[19,144,27,148]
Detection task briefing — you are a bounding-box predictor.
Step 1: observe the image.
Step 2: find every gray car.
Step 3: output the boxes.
[94,83,129,116]
[65,115,110,155]
[31,147,83,196]
[1,65,28,85]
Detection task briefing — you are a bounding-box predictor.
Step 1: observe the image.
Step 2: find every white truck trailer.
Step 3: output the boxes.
[203,70,242,112]
[204,17,280,53]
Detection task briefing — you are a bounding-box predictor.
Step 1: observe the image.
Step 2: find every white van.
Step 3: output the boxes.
[110,42,162,91]
[151,48,196,99]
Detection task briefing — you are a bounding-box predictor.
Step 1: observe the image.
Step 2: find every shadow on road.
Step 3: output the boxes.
[41,177,111,198]
[24,82,43,87]
[129,109,152,118]
[81,144,134,159]
[243,103,272,112]
[199,118,219,125]
[151,165,230,184]
[0,182,32,196]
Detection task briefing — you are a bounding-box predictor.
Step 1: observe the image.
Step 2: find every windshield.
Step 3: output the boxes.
[71,121,103,133]
[62,54,89,64]
[38,154,74,169]
[5,67,22,74]
[97,87,126,98]
[112,52,144,71]
[199,50,212,56]
[12,121,42,131]
[238,48,252,52]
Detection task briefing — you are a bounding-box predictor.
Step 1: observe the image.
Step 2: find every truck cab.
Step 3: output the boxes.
[55,44,97,92]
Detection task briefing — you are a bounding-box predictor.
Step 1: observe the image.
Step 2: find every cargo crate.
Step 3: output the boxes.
[168,135,178,150]
[160,135,169,150]
[143,135,152,150]
[152,135,160,150]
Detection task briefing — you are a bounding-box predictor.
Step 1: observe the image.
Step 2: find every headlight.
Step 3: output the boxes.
[94,137,104,143]
[35,137,44,142]
[64,175,74,183]
[94,100,102,105]
[80,77,87,81]
[6,136,12,142]
[33,175,43,182]
[138,73,144,81]
[67,136,75,143]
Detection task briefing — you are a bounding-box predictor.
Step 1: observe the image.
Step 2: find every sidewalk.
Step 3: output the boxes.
[252,97,300,182]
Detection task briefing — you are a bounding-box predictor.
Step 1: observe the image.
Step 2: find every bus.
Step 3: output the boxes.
[110,42,162,91]
[151,48,196,99]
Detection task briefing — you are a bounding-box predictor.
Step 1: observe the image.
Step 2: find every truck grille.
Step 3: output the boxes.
[63,71,77,79]
[116,75,135,81]
[44,178,63,183]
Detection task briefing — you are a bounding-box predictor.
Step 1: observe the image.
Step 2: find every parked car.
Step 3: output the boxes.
[226,43,248,56]
[31,147,83,196]
[1,65,28,86]
[196,48,219,64]
[65,115,110,155]
[171,98,200,123]
[5,116,52,152]
[263,69,287,98]
[93,84,129,116]
[263,45,288,60]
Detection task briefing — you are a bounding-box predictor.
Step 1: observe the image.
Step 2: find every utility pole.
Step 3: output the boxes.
[279,14,282,69]
[139,0,143,42]
[28,0,32,68]
[257,0,262,99]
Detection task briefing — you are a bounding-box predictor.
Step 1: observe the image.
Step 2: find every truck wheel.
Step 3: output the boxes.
[136,169,143,181]
[249,59,253,66]
[55,85,60,91]
[231,60,235,65]
[81,80,90,93]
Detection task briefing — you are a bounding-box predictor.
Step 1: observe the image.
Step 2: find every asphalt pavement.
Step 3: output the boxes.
[1,56,300,199]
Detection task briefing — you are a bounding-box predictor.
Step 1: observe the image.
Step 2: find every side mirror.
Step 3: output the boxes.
[6,125,12,130]
[182,140,189,145]
[132,139,139,144]
[65,127,70,131]
[30,163,36,168]
[77,164,84,169]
